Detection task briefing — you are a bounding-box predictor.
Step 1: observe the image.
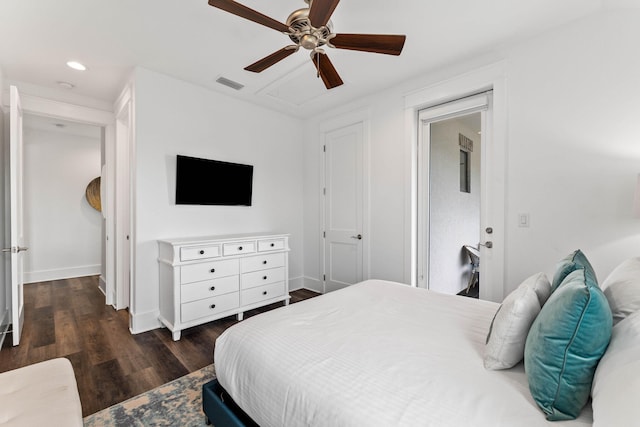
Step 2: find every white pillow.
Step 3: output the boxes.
[484,284,541,370]
[591,310,640,426]
[519,272,551,307]
[601,257,640,325]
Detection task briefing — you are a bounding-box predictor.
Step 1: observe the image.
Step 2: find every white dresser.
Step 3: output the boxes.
[158,233,290,340]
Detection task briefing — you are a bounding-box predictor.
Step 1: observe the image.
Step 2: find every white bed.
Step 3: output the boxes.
[214,279,593,426]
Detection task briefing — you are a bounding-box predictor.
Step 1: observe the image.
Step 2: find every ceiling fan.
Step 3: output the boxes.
[208,0,406,89]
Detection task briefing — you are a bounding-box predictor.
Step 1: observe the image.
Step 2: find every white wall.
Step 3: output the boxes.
[503,9,640,288]
[131,68,304,332]
[302,7,640,299]
[22,125,102,282]
[0,66,4,108]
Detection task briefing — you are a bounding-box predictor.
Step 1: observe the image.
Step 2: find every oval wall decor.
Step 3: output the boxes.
[86,177,101,212]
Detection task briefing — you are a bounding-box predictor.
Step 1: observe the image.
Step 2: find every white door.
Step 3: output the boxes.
[8,86,27,345]
[323,122,364,293]
[115,101,131,310]
[417,92,499,299]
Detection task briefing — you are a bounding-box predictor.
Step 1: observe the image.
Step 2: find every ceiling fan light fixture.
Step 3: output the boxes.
[300,34,319,50]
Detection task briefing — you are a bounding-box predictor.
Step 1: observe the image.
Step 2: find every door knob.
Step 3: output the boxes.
[479,241,493,249]
[351,234,362,240]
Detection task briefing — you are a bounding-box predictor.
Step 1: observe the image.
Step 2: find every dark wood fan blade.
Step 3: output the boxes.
[311,53,343,89]
[330,33,406,55]
[245,47,297,73]
[208,0,290,33]
[308,0,340,28]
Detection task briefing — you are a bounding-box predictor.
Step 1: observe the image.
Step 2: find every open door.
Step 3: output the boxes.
[417,92,497,299]
[6,86,27,345]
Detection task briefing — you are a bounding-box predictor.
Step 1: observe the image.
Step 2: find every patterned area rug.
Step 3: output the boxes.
[84,364,216,427]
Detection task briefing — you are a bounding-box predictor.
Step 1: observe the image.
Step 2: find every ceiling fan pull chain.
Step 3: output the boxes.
[316,51,320,78]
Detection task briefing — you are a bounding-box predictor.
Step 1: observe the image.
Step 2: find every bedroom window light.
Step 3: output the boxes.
[460,150,470,193]
[459,132,473,193]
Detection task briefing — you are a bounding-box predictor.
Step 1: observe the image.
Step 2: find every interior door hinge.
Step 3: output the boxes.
[323,231,326,238]
[323,188,326,195]
[323,145,326,152]
[323,274,326,281]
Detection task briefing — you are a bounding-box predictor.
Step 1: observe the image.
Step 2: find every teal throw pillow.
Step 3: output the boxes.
[551,249,597,292]
[524,268,612,421]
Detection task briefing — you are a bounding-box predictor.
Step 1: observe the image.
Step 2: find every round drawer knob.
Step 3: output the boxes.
[210,304,216,309]
[210,286,215,291]
[238,246,243,251]
[263,276,267,280]
[270,243,275,247]
[262,291,267,295]
[210,268,216,273]
[263,260,267,265]
[199,250,205,255]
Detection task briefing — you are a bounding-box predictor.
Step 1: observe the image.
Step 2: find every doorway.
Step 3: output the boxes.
[22,114,104,284]
[417,92,491,296]
[5,90,124,304]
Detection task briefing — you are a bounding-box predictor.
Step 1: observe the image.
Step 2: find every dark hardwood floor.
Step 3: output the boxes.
[0,276,319,417]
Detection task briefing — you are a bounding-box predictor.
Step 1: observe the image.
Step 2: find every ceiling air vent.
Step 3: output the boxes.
[215,76,244,91]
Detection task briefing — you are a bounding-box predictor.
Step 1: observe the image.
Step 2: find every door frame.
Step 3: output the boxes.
[319,110,370,293]
[404,61,507,302]
[8,86,25,345]
[416,93,490,292]
[114,85,134,311]
[14,93,119,305]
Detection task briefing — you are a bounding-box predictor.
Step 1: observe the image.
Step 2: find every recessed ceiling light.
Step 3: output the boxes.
[57,81,75,89]
[66,61,87,71]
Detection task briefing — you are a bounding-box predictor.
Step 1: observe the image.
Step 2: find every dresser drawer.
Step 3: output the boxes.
[242,266,285,290]
[180,244,221,262]
[257,238,286,252]
[181,292,239,323]
[222,241,256,256]
[181,258,239,284]
[241,253,285,273]
[242,282,285,306]
[181,275,239,303]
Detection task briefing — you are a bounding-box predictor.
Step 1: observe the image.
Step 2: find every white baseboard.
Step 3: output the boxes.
[129,309,162,335]
[98,275,107,295]
[24,264,101,284]
[289,275,304,291]
[302,276,324,294]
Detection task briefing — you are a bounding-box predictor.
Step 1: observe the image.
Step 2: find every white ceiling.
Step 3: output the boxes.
[0,0,604,118]
[23,114,101,139]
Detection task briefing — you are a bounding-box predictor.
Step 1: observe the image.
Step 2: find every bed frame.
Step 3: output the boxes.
[202,379,257,427]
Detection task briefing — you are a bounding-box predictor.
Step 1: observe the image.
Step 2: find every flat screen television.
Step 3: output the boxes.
[175,155,253,206]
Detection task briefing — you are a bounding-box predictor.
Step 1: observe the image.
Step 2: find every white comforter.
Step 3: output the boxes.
[214,279,593,426]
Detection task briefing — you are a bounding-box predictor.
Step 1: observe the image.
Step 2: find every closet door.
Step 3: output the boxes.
[323,122,364,293]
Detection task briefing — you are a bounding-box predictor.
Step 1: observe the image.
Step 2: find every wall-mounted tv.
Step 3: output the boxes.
[175,155,253,206]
